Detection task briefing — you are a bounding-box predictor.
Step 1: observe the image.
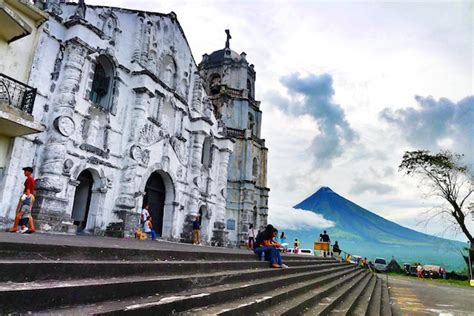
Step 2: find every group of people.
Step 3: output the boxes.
[252,224,288,268]
[9,167,36,234]
[139,205,157,240]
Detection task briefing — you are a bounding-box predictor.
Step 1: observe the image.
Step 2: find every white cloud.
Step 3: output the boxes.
[268,203,334,231]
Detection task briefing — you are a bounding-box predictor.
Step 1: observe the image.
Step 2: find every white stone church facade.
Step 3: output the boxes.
[0,0,269,245]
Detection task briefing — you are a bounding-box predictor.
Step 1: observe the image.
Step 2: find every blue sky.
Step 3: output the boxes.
[89,0,473,241]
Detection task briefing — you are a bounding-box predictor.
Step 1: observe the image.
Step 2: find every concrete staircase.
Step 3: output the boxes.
[0,236,392,315]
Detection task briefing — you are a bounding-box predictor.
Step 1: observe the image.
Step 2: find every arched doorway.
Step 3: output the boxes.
[143,172,166,236]
[71,170,94,231]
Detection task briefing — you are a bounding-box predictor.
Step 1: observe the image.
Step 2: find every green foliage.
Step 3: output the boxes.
[399,149,474,264]
[399,150,468,176]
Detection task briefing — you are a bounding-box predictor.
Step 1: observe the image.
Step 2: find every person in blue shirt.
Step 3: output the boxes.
[192,215,201,245]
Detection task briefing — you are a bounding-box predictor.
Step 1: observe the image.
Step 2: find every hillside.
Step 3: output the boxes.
[284,187,466,271]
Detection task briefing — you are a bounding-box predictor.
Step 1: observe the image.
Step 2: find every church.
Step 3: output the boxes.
[0,0,269,246]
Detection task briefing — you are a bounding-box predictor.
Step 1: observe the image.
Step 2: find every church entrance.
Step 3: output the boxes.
[143,172,166,236]
[71,170,94,231]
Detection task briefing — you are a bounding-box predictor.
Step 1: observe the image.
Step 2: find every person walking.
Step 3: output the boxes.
[247,224,258,250]
[192,215,201,245]
[10,167,36,233]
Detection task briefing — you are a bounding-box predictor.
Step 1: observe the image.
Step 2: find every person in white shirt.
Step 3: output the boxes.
[247,224,258,250]
[140,205,150,228]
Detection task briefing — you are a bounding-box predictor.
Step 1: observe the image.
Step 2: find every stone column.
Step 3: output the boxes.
[33,40,88,232]
[181,131,205,242]
[191,73,202,112]
[113,89,151,237]
[211,148,231,246]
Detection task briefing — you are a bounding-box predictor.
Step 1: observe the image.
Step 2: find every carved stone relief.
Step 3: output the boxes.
[54,116,75,137]
[170,135,188,165]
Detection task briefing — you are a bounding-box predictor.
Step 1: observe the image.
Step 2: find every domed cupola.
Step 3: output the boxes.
[199,30,255,97]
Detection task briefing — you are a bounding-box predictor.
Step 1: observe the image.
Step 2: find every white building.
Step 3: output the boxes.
[0,0,270,246]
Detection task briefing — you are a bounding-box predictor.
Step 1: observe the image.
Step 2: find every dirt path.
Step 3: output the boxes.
[388,275,474,315]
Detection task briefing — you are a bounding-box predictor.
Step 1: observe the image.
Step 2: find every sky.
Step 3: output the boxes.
[88,0,474,241]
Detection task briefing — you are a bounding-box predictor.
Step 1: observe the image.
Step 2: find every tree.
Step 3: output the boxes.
[399,150,473,244]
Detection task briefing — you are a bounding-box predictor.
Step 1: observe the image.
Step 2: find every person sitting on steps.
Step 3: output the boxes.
[254,224,288,269]
[143,216,157,240]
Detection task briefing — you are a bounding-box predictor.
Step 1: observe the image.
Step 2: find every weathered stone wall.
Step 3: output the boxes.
[0,2,233,244]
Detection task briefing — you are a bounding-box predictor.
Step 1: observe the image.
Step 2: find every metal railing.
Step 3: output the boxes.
[0,73,37,114]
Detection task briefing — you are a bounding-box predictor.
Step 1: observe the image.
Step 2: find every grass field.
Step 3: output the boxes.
[386,272,472,287]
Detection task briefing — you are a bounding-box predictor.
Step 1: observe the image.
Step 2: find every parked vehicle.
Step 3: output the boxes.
[299,249,314,256]
[422,265,441,279]
[286,248,314,256]
[373,257,388,272]
[403,263,417,276]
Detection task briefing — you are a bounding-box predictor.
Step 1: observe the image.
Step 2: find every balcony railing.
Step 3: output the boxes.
[225,127,245,139]
[0,73,36,115]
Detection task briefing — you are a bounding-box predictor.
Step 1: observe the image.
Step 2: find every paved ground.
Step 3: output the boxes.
[388,275,474,316]
[0,231,254,254]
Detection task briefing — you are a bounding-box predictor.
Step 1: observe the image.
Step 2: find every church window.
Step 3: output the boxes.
[201,136,212,168]
[89,55,114,111]
[226,219,236,230]
[252,157,259,179]
[209,74,221,95]
[248,112,255,133]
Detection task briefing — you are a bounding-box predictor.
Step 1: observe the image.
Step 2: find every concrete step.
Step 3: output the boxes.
[330,272,374,315]
[0,259,337,282]
[0,240,330,262]
[183,266,362,316]
[380,276,392,316]
[289,269,368,315]
[36,265,356,315]
[0,263,349,314]
[366,276,382,316]
[347,273,377,316]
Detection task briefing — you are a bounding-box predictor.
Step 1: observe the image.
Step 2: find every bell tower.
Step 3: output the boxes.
[199,30,270,246]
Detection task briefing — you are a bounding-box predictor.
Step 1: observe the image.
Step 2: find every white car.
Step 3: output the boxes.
[286,248,314,256]
[374,257,388,272]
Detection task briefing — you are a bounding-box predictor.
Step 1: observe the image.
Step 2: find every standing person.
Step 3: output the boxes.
[10,167,36,233]
[247,224,258,250]
[192,215,201,245]
[333,241,341,256]
[140,205,150,228]
[294,238,300,254]
[321,230,331,257]
[280,232,288,252]
[254,225,287,268]
[416,263,424,279]
[18,189,35,233]
[143,216,156,240]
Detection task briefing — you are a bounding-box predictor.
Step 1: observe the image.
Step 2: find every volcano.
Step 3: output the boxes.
[284,187,465,271]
